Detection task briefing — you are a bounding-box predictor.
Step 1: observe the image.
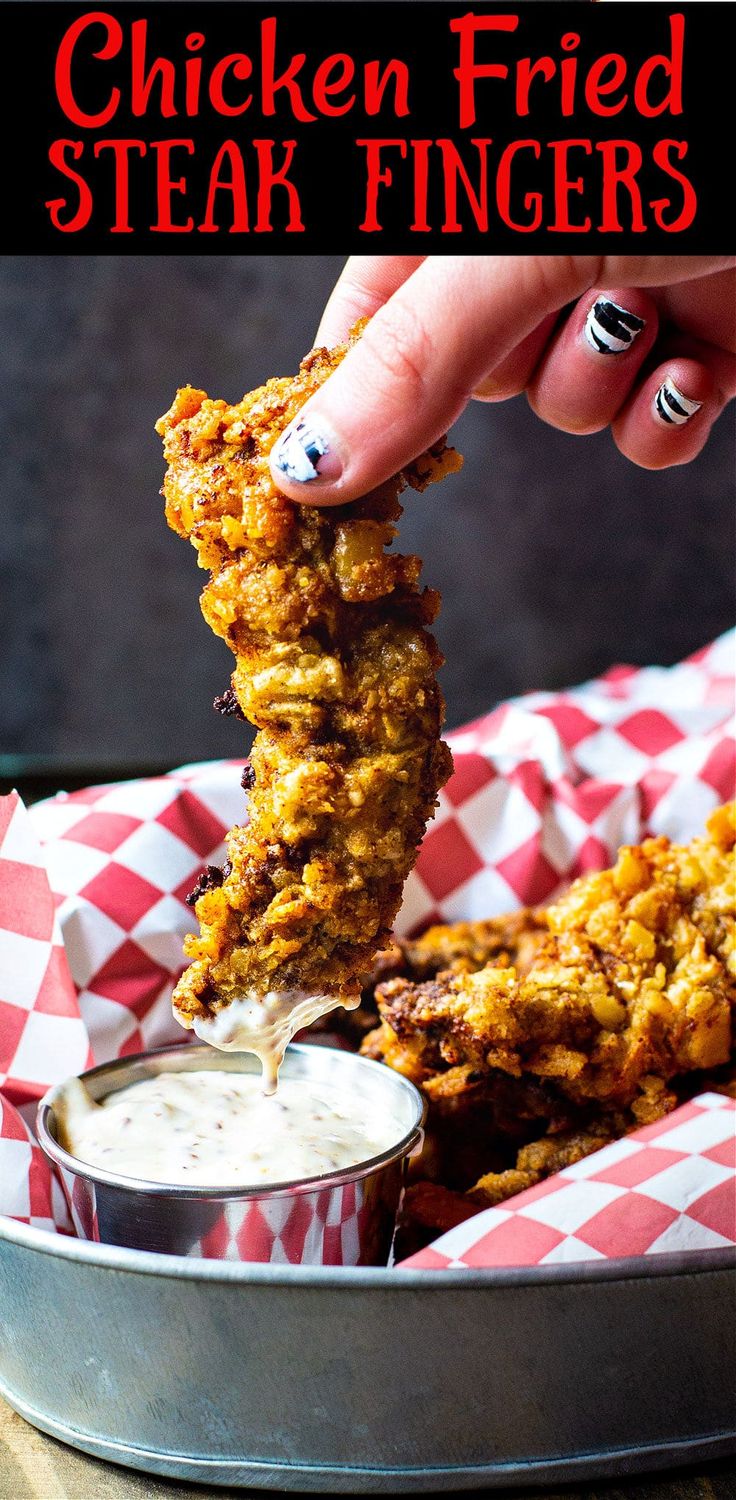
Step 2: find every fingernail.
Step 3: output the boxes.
[653,377,702,426]
[584,298,645,355]
[270,414,342,484]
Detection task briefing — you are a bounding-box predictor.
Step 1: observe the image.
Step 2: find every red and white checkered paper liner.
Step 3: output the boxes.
[0,631,734,1263]
[402,1093,736,1268]
[0,1092,72,1235]
[0,793,92,1114]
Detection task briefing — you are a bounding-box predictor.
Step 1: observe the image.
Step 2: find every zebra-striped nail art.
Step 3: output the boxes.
[653,378,702,426]
[584,298,645,355]
[271,417,331,482]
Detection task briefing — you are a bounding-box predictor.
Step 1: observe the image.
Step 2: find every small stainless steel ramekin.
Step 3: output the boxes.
[37,1043,425,1266]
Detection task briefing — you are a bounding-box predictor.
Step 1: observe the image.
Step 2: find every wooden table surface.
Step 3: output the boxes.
[2,1400,734,1500]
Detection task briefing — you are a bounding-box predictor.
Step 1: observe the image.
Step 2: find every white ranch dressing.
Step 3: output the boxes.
[55,1070,399,1187]
[190,989,359,1093]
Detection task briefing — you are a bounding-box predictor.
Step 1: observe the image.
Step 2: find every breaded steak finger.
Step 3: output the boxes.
[157,323,461,1081]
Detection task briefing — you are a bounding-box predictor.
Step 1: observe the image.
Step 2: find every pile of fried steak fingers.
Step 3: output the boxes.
[356,803,735,1243]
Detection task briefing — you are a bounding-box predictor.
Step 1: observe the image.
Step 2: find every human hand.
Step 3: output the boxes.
[270,255,736,503]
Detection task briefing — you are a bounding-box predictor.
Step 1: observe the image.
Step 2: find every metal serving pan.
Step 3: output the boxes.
[0,1218,733,1490]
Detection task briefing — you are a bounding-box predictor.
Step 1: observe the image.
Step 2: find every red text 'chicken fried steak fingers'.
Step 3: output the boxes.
[157,323,460,1083]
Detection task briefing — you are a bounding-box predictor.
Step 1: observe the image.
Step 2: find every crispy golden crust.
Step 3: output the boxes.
[469,1120,622,1206]
[363,908,548,996]
[351,909,549,1050]
[371,805,735,1108]
[157,325,461,1027]
[366,805,735,1234]
[401,1181,479,1233]
[403,1118,619,1231]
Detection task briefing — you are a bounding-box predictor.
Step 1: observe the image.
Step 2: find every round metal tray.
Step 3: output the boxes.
[1,1217,734,1491]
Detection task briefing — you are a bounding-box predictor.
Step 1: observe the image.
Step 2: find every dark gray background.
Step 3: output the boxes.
[1,255,734,777]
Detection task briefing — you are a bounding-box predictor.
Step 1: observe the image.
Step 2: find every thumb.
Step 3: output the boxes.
[269,255,601,504]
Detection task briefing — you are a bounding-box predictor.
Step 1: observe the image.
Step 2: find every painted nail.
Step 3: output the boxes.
[271,415,341,484]
[584,298,645,355]
[653,377,702,426]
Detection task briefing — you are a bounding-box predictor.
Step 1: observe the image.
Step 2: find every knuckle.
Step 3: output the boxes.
[363,302,434,402]
[528,255,602,307]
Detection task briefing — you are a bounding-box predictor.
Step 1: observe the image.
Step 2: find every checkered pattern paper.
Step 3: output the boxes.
[0,792,91,1109]
[26,764,236,1067]
[409,629,735,930]
[0,632,733,1257]
[0,1090,71,1234]
[401,1094,736,1268]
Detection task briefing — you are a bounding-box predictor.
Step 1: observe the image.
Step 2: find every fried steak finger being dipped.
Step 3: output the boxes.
[157,323,460,1088]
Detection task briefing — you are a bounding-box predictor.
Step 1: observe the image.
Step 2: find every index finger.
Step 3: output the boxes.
[316,256,425,346]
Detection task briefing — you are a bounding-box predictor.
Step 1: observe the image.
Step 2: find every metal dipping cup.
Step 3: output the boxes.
[37,1043,425,1266]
